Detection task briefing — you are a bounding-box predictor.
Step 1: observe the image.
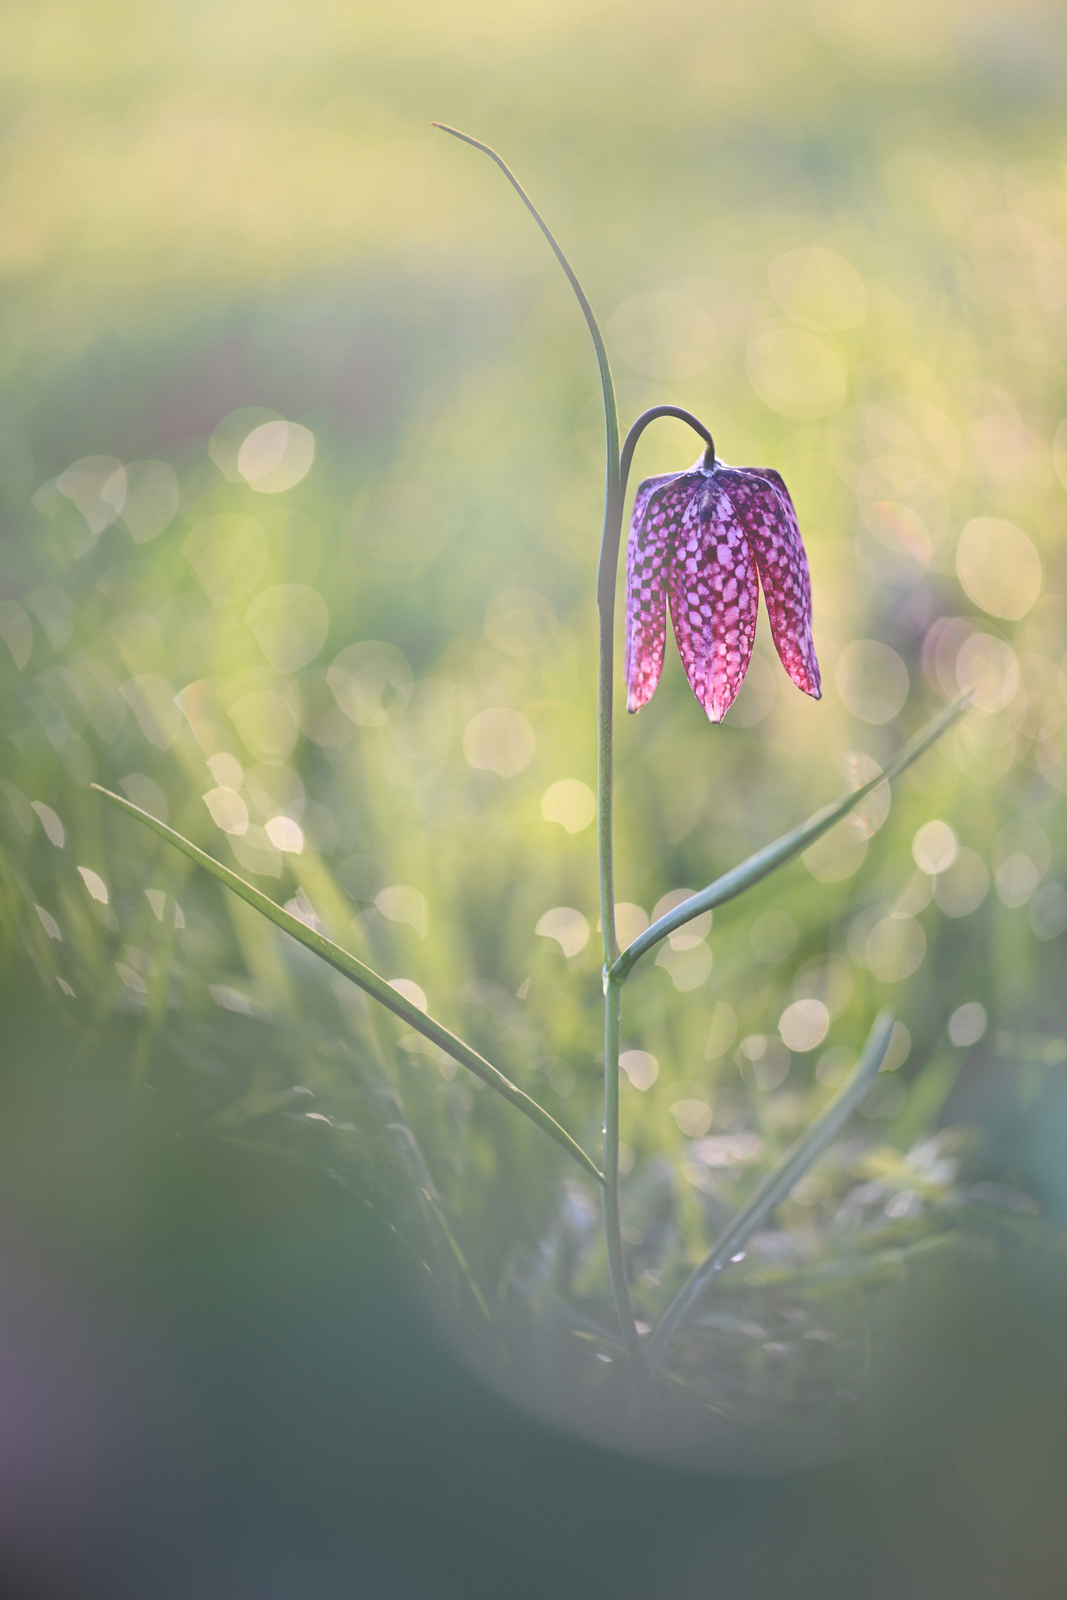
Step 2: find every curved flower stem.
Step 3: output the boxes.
[599,404,714,612]
[433,131,718,1410]
[433,123,647,1391]
[430,126,622,948]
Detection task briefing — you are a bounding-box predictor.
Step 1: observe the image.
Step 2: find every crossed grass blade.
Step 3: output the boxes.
[92,785,603,1185]
[646,1009,896,1375]
[614,694,971,978]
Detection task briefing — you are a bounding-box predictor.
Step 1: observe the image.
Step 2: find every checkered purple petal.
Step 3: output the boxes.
[716,467,821,701]
[666,476,759,723]
[624,471,702,713]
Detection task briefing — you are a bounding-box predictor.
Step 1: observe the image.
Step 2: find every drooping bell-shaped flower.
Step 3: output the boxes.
[624,449,821,722]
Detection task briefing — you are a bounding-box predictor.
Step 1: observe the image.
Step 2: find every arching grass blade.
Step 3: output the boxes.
[614,695,969,979]
[646,1009,895,1375]
[92,784,604,1184]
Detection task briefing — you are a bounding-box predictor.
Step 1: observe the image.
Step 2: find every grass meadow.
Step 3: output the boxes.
[3,0,1067,1592]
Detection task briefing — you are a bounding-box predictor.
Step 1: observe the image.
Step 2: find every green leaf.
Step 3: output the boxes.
[91,784,604,1185]
[645,1009,896,1375]
[613,694,970,980]
[431,121,620,536]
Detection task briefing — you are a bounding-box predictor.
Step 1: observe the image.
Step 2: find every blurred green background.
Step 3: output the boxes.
[3,0,1067,1592]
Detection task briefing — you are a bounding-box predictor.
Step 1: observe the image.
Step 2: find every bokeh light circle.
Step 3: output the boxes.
[237,421,315,493]
[768,247,867,330]
[836,640,909,724]
[956,518,1041,620]
[746,328,846,417]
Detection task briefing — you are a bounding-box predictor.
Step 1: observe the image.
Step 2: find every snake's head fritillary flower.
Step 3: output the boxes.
[624,448,821,723]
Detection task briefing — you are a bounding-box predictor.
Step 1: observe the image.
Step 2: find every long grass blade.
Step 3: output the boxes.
[645,1009,896,1375]
[92,784,604,1184]
[431,122,620,530]
[614,695,970,979]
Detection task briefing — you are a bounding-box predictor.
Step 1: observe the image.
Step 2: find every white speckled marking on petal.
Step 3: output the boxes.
[666,476,759,723]
[624,471,703,712]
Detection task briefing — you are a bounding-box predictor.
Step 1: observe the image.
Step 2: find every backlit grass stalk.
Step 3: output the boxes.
[431,123,660,1393]
[645,1009,895,1374]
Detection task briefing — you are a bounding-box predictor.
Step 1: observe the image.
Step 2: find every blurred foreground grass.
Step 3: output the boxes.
[3,0,1067,1486]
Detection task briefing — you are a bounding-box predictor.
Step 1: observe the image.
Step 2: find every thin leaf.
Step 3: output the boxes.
[431,121,621,546]
[645,1009,895,1375]
[422,1190,494,1327]
[92,784,604,1185]
[614,695,970,979]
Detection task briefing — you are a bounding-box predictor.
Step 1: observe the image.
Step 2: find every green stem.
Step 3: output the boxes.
[609,404,713,606]
[433,123,652,1393]
[595,419,647,1399]
[603,971,658,1409]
